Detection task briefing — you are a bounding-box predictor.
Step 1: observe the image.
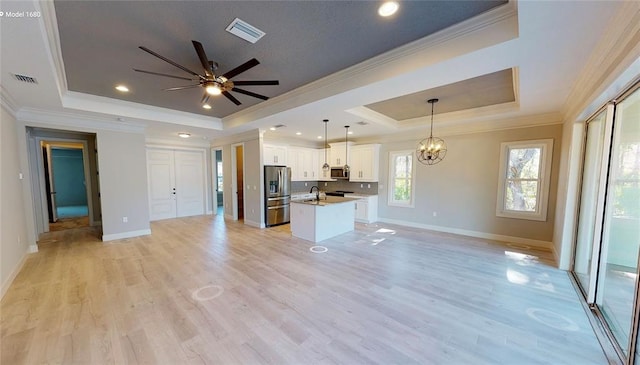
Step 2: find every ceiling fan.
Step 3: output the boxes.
[134,40,279,107]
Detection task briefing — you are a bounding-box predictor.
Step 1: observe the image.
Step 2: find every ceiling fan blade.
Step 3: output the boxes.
[232,80,279,86]
[139,46,204,80]
[163,85,201,91]
[222,58,260,80]
[232,87,269,100]
[133,68,194,81]
[192,40,212,77]
[222,91,242,105]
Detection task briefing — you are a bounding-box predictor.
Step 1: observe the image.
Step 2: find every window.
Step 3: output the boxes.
[388,150,415,207]
[496,139,553,221]
[217,161,223,190]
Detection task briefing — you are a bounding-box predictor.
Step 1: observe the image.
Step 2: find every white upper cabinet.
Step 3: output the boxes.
[317,148,333,181]
[349,144,381,182]
[263,144,287,165]
[288,146,318,181]
[329,142,354,167]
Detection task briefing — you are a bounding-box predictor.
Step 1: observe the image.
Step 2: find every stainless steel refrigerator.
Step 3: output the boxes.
[264,165,291,227]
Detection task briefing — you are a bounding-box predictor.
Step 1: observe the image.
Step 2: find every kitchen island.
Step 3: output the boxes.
[290,196,357,243]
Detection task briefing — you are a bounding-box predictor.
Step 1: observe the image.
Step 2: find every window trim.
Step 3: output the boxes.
[388,150,415,208]
[496,139,553,221]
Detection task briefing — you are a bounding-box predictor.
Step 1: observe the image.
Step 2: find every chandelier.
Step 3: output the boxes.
[416,98,446,165]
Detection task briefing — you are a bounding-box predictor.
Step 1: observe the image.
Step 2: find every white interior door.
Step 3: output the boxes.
[147,149,177,220]
[44,144,58,222]
[175,150,205,217]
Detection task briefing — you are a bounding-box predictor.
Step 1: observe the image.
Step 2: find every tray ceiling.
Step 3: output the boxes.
[366,69,516,121]
[54,0,506,119]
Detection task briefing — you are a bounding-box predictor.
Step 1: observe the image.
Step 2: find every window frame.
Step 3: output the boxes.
[388,150,415,208]
[496,139,553,221]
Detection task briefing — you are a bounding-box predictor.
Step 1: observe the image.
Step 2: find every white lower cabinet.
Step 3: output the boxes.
[344,194,378,223]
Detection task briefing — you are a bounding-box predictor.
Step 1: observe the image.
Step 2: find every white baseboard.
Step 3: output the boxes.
[28,244,38,253]
[1,249,30,300]
[377,217,553,251]
[244,219,265,228]
[102,228,151,242]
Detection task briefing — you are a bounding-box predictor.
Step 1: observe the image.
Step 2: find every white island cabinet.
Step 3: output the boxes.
[290,197,356,242]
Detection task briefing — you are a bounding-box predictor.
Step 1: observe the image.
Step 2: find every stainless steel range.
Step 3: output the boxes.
[325,190,354,197]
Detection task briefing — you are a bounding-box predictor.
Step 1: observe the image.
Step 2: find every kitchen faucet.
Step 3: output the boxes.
[309,185,320,201]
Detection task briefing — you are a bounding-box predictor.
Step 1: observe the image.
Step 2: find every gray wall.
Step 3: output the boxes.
[97,131,150,238]
[243,138,263,227]
[378,124,563,242]
[1,106,30,297]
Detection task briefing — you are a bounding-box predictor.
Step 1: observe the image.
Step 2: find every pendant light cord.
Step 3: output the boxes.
[429,100,434,138]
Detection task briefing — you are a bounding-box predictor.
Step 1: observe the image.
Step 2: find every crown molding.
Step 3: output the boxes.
[17,107,146,134]
[62,91,223,130]
[0,85,19,117]
[562,1,640,123]
[222,1,518,130]
[39,0,68,99]
[210,129,261,147]
[354,111,562,145]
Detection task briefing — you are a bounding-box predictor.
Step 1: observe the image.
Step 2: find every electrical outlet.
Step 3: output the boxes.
[367,184,371,189]
[360,184,363,188]
[122,216,128,223]
[324,182,327,186]
[305,182,308,187]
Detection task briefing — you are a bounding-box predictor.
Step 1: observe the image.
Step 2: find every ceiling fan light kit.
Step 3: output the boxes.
[416,98,447,165]
[135,40,279,109]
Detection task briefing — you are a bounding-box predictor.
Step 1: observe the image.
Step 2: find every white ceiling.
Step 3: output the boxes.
[0,1,623,146]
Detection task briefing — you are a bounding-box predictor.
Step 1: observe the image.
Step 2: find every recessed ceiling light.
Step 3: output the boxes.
[115,85,129,92]
[202,104,212,109]
[296,132,302,135]
[378,1,399,17]
[178,132,191,138]
[317,136,322,139]
[270,127,277,131]
[348,131,354,135]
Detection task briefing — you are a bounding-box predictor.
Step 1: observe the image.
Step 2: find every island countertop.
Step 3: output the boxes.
[291,196,358,206]
[290,196,356,242]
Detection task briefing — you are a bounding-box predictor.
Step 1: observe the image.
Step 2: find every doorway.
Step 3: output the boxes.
[43,143,90,231]
[232,143,245,221]
[213,149,224,215]
[571,82,640,362]
[147,148,206,221]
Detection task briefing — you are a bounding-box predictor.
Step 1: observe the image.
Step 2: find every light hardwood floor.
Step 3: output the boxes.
[1,214,608,364]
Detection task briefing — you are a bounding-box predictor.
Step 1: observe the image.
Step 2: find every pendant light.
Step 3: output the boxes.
[416,98,446,165]
[343,125,350,174]
[322,119,330,171]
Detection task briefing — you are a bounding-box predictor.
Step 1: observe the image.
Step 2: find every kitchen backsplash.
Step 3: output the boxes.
[291,180,378,195]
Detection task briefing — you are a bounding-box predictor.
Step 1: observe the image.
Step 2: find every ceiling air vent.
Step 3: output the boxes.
[225,18,265,44]
[357,121,369,126]
[13,74,38,84]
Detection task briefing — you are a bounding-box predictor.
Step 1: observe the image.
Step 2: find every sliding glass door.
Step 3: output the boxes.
[596,86,640,357]
[572,83,640,363]
[573,108,609,295]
